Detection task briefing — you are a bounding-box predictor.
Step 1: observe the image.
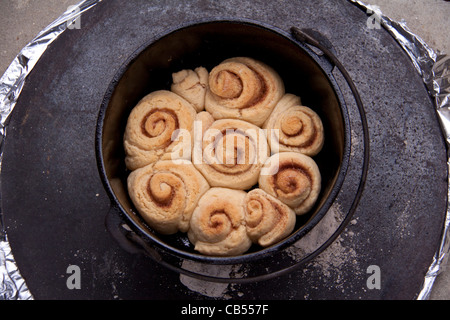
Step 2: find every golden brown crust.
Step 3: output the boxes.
[205,57,285,126]
[123,90,197,171]
[244,188,296,247]
[194,119,269,190]
[127,160,210,234]
[124,58,326,257]
[259,152,321,215]
[187,188,252,256]
[263,93,324,156]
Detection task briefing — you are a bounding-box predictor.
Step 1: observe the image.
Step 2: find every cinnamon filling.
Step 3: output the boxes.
[272,163,312,195]
[208,129,257,175]
[211,64,268,109]
[140,108,180,148]
[146,177,175,207]
[241,66,268,109]
[280,135,317,149]
[268,199,283,225]
[281,116,303,137]
[213,71,243,99]
[209,209,238,230]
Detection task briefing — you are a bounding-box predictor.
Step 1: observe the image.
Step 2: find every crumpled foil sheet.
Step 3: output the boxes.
[0,239,32,299]
[350,0,450,300]
[0,0,448,300]
[0,0,102,300]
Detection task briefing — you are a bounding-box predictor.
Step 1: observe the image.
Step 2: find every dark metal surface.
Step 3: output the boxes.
[1,0,447,299]
[97,19,354,280]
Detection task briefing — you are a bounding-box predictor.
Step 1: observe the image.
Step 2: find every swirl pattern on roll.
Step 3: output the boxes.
[205,57,285,127]
[123,57,328,256]
[259,152,321,215]
[194,119,269,190]
[124,90,197,171]
[263,93,324,156]
[188,188,252,256]
[244,189,296,247]
[127,160,210,235]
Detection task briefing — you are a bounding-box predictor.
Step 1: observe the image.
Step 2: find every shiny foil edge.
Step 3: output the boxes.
[349,0,450,300]
[0,0,102,300]
[0,0,448,300]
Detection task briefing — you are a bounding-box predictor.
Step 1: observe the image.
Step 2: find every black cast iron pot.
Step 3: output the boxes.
[95,19,356,282]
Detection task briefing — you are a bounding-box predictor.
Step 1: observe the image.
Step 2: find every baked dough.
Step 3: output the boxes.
[192,111,215,165]
[263,93,324,156]
[205,57,285,126]
[188,188,252,256]
[123,58,327,256]
[244,188,296,247]
[171,67,209,112]
[194,118,269,190]
[194,111,215,138]
[259,152,321,215]
[123,90,197,171]
[127,159,210,234]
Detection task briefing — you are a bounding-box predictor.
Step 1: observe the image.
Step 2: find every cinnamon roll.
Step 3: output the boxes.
[123,90,197,171]
[192,111,215,165]
[194,111,215,137]
[194,118,269,190]
[205,57,285,126]
[259,152,321,215]
[171,67,209,112]
[244,189,296,247]
[263,93,324,156]
[188,188,252,256]
[127,160,210,235]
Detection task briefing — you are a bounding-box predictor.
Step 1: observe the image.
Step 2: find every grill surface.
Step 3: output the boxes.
[1,0,447,299]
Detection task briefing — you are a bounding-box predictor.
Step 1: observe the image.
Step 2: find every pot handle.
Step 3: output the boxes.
[290,25,369,158]
[104,205,249,283]
[290,26,370,259]
[292,27,337,72]
[105,204,162,262]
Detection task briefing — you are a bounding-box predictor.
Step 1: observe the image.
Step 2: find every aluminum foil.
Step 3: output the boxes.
[0,239,32,299]
[0,0,448,300]
[0,0,102,300]
[350,0,450,300]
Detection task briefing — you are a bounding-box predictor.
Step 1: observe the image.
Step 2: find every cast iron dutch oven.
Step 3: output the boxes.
[95,18,367,283]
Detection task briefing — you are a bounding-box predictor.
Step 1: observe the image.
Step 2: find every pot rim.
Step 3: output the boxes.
[95,17,352,266]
